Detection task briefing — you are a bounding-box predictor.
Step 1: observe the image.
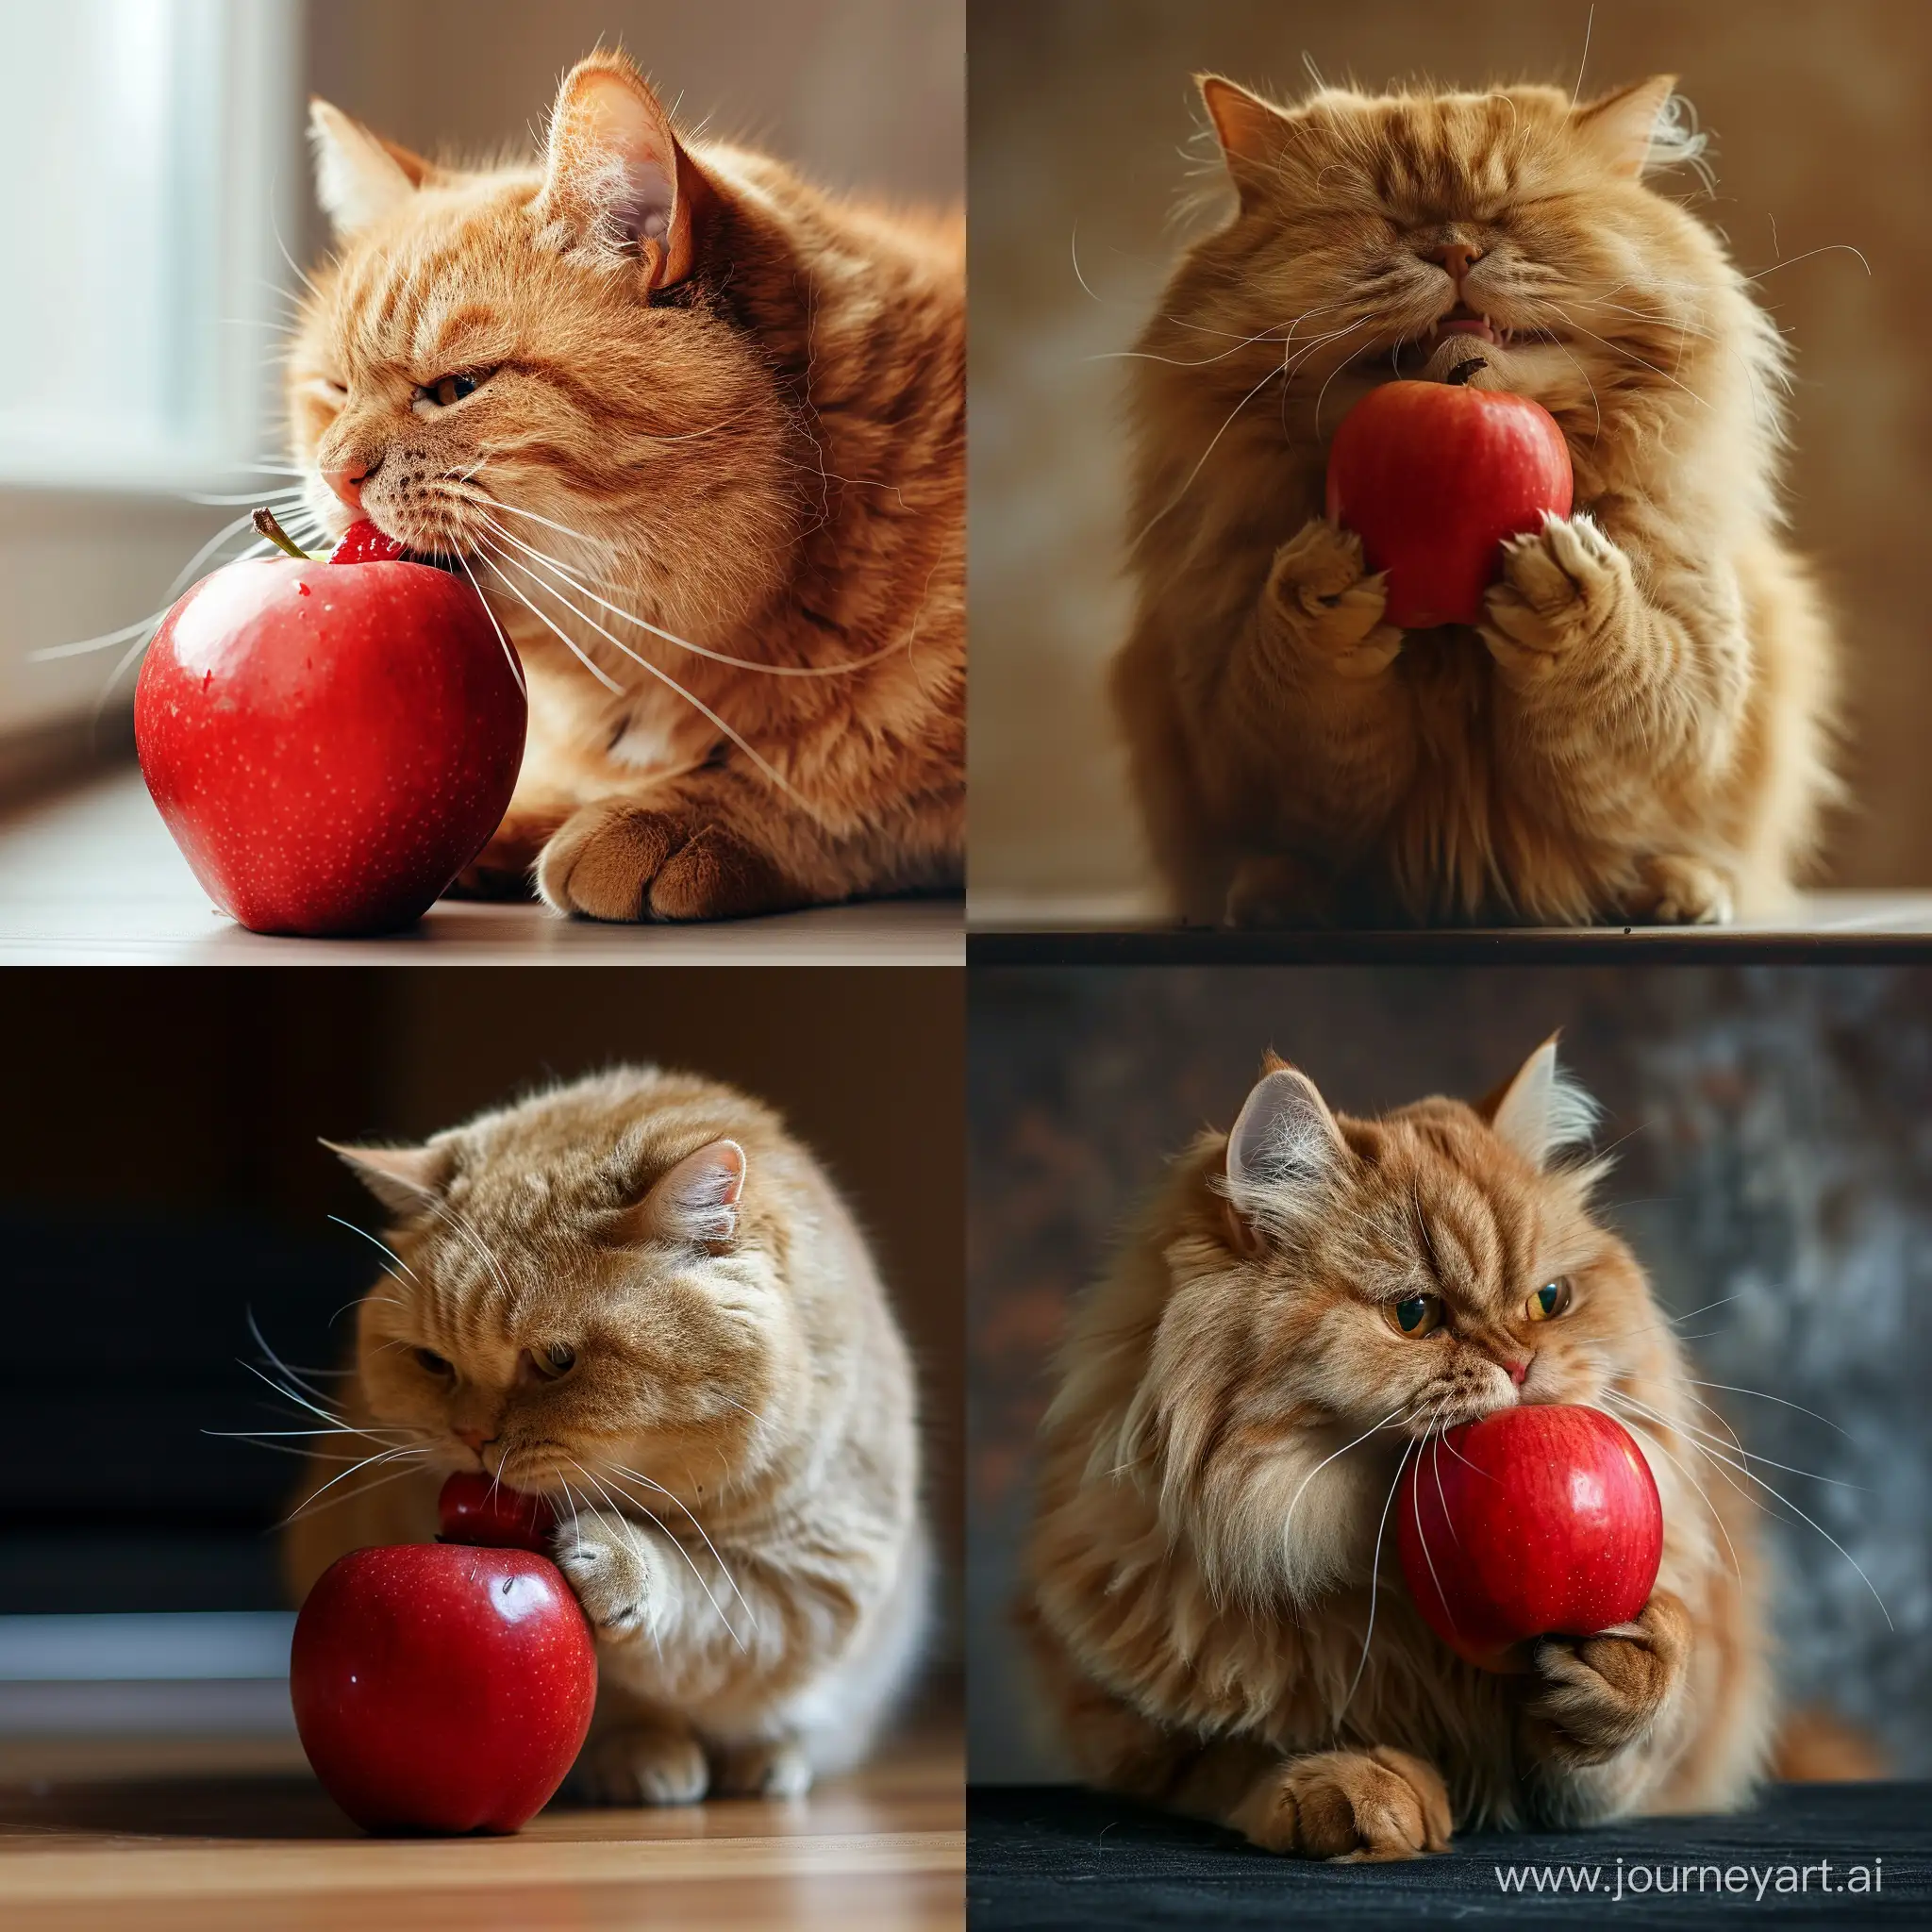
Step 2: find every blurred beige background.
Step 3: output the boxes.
[304,0,963,264]
[969,0,1932,902]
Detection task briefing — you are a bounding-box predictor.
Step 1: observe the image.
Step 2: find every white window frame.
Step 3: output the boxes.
[0,0,304,741]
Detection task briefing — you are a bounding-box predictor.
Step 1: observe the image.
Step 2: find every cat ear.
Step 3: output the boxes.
[1198,75,1307,206]
[1221,1057,1345,1247]
[308,100,435,237]
[323,1139,452,1216]
[534,53,706,289]
[1572,75,1683,178]
[637,1139,746,1248]
[1483,1037,1601,1170]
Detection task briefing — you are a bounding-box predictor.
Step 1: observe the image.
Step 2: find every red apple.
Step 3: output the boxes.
[1396,1405,1662,1671]
[437,1472,561,1555]
[1325,368,1574,628]
[135,515,525,937]
[290,1476,594,1835]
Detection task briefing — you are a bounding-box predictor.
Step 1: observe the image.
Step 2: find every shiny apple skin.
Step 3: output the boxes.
[1325,379,1574,628]
[1396,1404,1663,1672]
[291,1542,596,1835]
[134,556,525,936]
[437,1472,561,1555]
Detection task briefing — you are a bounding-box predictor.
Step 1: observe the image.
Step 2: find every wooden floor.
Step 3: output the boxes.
[0,766,962,965]
[0,1701,963,1930]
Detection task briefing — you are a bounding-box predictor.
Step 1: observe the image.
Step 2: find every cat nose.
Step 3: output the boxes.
[1505,1357,1530,1387]
[455,1425,487,1454]
[323,459,374,509]
[1429,241,1484,285]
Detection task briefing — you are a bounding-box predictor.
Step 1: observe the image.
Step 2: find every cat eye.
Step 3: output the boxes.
[414,1347,453,1376]
[1386,1293,1443,1339]
[417,369,491,408]
[531,1342,576,1379]
[1525,1279,1573,1323]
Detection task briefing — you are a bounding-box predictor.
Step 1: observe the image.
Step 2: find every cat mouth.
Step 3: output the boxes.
[1433,304,1502,344]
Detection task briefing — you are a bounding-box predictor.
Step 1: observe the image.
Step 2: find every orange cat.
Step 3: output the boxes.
[1024,1042,1775,1857]
[285,1066,928,1801]
[290,52,962,921]
[1111,75,1837,927]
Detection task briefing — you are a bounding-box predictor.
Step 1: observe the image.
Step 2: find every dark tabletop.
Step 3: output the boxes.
[969,1782,1932,1928]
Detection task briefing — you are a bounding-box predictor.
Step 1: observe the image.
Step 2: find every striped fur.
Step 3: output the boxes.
[1024,1047,1774,1858]
[289,52,962,922]
[286,1066,927,1802]
[1112,75,1837,927]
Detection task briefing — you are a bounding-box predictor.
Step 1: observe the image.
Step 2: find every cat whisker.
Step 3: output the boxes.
[277,1450,436,1529]
[600,1460,759,1636]
[478,539,820,818]
[325,1213,420,1285]
[453,549,530,696]
[1541,305,1712,409]
[1588,1401,1742,1581]
[276,1442,435,1528]
[1338,1429,1422,1726]
[478,514,905,680]
[1607,1389,1864,1491]
[1602,1392,1890,1627]
[1129,355,1300,551]
[474,548,626,695]
[1680,1379,1853,1439]
[1280,1402,1413,1539]
[567,1457,751,1653]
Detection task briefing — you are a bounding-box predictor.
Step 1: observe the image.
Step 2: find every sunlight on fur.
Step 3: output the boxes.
[281,1066,928,1804]
[1111,75,1838,928]
[285,50,963,922]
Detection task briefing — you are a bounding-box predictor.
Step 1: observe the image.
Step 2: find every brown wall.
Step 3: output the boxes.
[968,0,1932,898]
[300,0,964,270]
[3,968,964,1612]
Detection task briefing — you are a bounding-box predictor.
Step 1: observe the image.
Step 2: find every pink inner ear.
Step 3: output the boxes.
[648,1139,745,1244]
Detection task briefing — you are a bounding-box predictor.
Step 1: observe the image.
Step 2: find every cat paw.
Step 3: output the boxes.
[537,801,801,922]
[1618,855,1735,926]
[712,1736,813,1798]
[555,1514,658,1638]
[1480,511,1629,670]
[577,1723,710,1806]
[1523,1590,1691,1769]
[1224,852,1340,928]
[1228,1746,1453,1861]
[1265,521,1404,676]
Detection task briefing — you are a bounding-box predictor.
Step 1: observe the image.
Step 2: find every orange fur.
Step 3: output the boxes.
[284,1066,927,1802]
[290,53,962,922]
[1024,1043,1774,1858]
[1111,75,1838,927]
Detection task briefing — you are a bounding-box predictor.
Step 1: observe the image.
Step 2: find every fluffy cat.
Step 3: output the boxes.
[289,52,963,922]
[285,1066,928,1802]
[1024,1041,1774,1858]
[1110,75,1837,928]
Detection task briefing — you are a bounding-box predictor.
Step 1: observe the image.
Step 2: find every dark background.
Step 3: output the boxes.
[968,965,1932,1778]
[0,968,963,1650]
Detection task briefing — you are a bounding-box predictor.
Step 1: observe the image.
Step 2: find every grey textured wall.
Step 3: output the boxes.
[968,966,1932,1779]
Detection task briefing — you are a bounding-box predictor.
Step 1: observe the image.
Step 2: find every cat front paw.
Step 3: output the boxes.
[577,1721,710,1806]
[1617,854,1735,926]
[1523,1590,1691,1769]
[1264,521,1403,676]
[1480,510,1630,671]
[555,1514,658,1638]
[1228,1746,1453,1861]
[713,1735,813,1798]
[537,800,802,922]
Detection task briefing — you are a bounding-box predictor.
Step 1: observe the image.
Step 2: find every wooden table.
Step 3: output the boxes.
[0,1703,963,1930]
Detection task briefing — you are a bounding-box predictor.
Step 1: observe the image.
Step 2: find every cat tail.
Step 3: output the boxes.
[1771,1706,1889,1782]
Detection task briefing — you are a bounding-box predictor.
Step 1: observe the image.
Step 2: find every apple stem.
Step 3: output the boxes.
[1445,358,1488,388]
[252,508,313,561]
